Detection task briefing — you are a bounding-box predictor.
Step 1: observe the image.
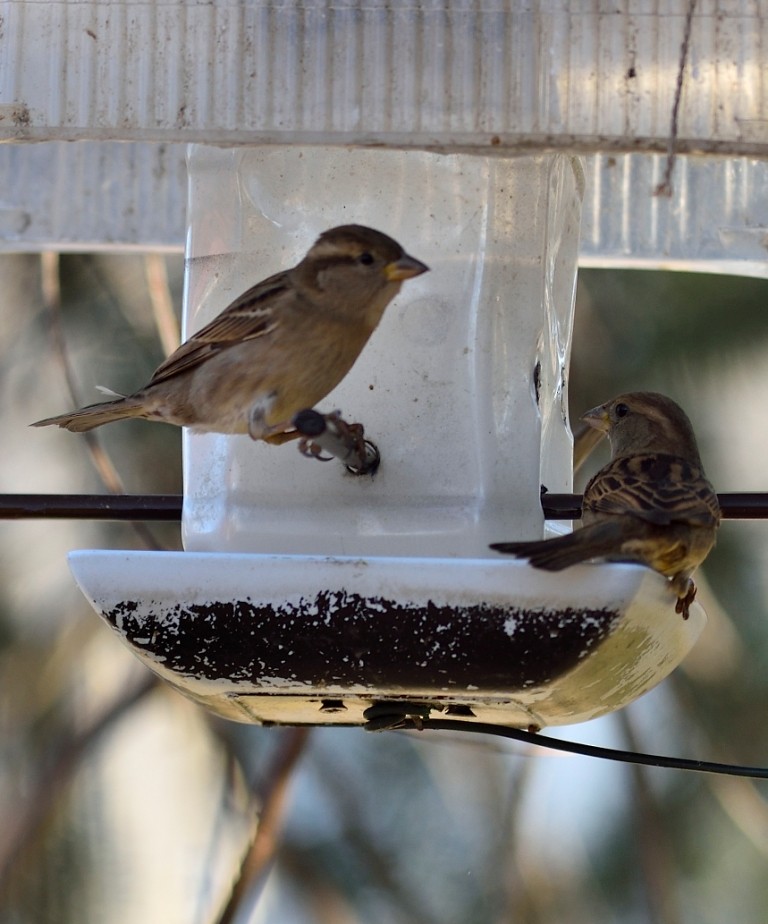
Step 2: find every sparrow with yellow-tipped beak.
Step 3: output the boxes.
[32,225,428,442]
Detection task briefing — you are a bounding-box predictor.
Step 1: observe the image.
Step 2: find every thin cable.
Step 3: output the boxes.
[397,719,768,780]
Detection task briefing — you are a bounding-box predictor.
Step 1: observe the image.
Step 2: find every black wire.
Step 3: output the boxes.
[401,718,768,780]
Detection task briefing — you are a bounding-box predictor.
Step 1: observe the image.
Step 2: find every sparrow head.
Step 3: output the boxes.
[292,225,429,320]
[581,391,703,464]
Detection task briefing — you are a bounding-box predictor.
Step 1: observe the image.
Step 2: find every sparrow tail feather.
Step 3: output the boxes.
[30,398,146,432]
[490,521,624,571]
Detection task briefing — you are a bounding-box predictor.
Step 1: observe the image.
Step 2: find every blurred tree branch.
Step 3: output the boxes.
[215,727,311,924]
[40,252,164,551]
[618,709,681,924]
[144,254,180,358]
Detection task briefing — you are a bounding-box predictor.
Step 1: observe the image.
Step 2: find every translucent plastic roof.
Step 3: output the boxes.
[1,0,765,152]
[0,1,766,269]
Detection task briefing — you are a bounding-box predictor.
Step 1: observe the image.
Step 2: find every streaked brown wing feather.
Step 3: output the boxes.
[146,271,290,386]
[584,453,720,529]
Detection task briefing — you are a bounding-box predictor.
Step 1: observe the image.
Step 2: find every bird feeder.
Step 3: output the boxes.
[7,1,767,729]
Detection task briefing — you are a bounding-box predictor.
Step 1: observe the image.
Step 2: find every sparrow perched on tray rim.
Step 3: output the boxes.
[490,392,721,618]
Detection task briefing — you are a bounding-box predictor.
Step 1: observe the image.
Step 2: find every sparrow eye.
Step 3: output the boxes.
[358,252,375,266]
[615,403,630,418]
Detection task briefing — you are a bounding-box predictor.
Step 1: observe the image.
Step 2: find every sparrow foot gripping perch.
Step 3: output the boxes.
[293,409,380,476]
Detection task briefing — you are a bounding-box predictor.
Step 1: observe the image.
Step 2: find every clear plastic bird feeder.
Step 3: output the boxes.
[181,147,579,557]
[6,1,766,729]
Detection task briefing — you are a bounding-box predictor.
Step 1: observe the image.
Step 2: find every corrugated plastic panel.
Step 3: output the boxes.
[0,144,765,279]
[0,0,766,154]
[580,153,768,276]
[0,141,187,251]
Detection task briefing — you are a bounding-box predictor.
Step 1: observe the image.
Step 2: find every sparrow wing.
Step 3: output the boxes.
[146,271,291,387]
[584,454,721,529]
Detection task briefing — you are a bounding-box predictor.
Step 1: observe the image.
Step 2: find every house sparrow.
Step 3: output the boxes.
[490,392,721,617]
[32,225,428,442]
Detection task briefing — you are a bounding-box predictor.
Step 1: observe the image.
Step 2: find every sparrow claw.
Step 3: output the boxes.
[326,412,368,462]
[292,408,379,475]
[298,436,333,462]
[675,580,697,620]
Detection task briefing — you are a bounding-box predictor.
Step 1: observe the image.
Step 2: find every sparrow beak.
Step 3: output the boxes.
[580,403,611,433]
[383,254,429,282]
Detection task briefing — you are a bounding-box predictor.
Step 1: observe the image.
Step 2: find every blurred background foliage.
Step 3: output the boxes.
[0,252,767,924]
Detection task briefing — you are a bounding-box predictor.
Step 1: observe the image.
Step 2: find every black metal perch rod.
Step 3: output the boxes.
[0,493,765,521]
